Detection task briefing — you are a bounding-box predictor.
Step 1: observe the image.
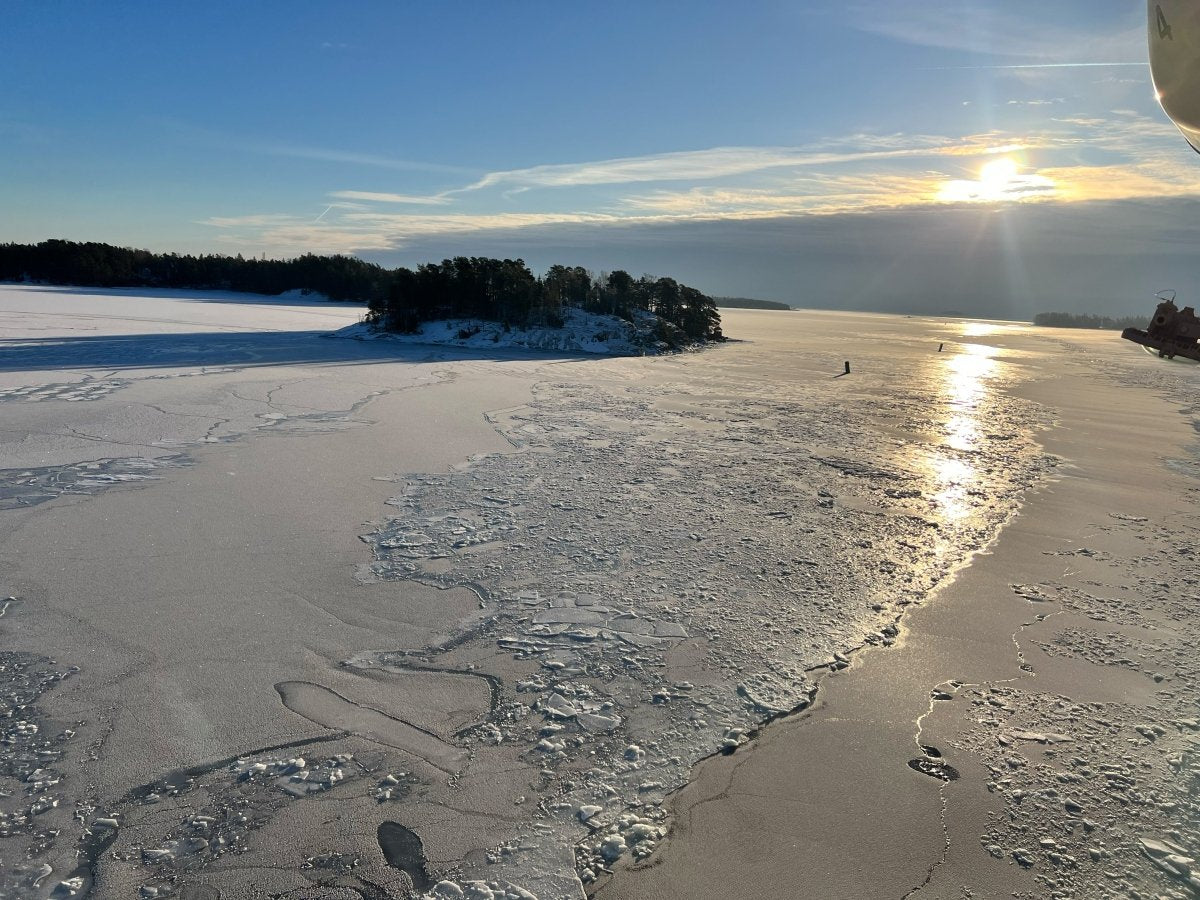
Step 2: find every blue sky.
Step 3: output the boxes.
[4,1,1198,315]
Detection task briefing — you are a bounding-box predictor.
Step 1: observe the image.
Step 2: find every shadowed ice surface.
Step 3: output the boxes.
[0,330,594,373]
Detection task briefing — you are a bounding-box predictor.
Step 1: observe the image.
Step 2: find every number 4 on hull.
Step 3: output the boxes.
[1150,1,1200,152]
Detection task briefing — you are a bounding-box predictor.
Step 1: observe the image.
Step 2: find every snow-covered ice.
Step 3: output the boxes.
[0,287,1071,898]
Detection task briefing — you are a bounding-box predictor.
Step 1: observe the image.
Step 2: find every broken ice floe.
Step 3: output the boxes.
[0,455,190,510]
[0,379,127,404]
[90,744,424,898]
[275,680,468,773]
[355,369,1050,893]
[1140,837,1200,889]
[423,879,540,899]
[0,649,79,898]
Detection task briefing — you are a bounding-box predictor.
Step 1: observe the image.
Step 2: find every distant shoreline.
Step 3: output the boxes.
[713,297,792,311]
[1033,310,1148,330]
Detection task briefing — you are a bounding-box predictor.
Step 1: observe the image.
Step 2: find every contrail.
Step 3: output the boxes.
[313,205,333,223]
[927,61,1146,71]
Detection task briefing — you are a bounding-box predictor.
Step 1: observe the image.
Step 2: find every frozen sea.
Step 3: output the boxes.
[0,286,1065,899]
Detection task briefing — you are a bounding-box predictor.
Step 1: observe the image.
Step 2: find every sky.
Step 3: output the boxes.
[4,0,1199,317]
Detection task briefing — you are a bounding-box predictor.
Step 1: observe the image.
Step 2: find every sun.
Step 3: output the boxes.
[936,154,1054,204]
[979,157,1020,190]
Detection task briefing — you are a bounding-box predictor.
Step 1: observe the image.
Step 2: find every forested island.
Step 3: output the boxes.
[714,296,792,310]
[367,259,721,344]
[1033,311,1149,330]
[0,240,723,345]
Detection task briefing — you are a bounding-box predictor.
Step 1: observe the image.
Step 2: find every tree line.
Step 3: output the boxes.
[0,240,723,344]
[1033,311,1148,330]
[0,239,389,303]
[713,296,792,311]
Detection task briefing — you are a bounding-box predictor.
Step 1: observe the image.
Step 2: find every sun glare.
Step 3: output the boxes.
[979,157,1020,189]
[937,155,1055,204]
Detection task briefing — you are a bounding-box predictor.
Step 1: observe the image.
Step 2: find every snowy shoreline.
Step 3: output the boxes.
[331,308,701,356]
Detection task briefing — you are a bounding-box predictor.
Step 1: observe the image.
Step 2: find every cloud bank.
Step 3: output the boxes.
[361,198,1200,321]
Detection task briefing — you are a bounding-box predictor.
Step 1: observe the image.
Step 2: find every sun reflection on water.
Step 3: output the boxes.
[961,322,1008,338]
[929,342,999,522]
[944,413,978,453]
[944,344,997,406]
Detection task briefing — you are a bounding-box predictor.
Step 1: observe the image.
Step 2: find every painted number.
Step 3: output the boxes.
[1157,4,1173,40]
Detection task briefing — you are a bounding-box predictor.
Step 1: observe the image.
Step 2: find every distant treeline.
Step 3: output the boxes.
[1033,311,1148,330]
[714,296,792,311]
[0,239,388,302]
[0,240,723,343]
[368,259,723,343]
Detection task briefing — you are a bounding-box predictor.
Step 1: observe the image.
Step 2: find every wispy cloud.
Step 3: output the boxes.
[619,174,941,218]
[450,136,1043,193]
[343,210,624,234]
[202,214,300,228]
[457,147,823,191]
[204,211,634,256]
[156,119,479,177]
[1039,109,1200,200]
[329,190,450,205]
[929,62,1146,71]
[848,1,1143,62]
[243,141,476,175]
[210,225,392,254]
